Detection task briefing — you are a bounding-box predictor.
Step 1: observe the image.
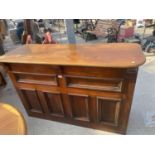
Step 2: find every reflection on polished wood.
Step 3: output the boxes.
[0,44,145,134]
[0,43,145,68]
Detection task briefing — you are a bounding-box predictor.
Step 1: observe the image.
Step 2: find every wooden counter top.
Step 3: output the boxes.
[0,43,145,68]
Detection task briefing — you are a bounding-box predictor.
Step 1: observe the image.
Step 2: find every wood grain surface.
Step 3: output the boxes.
[0,43,145,68]
[0,103,27,135]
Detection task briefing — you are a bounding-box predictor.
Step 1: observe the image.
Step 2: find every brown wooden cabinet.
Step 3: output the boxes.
[0,44,145,134]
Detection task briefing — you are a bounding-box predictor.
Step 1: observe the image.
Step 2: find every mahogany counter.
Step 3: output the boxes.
[0,43,145,134]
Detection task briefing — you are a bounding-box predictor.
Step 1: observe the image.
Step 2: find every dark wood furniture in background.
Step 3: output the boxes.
[0,72,6,86]
[0,44,145,134]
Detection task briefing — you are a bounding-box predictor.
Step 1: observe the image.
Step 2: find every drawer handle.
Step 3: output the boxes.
[58,75,63,78]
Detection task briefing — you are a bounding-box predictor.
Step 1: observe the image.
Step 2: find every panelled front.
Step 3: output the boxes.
[40,91,64,117]
[62,66,124,128]
[69,94,90,122]
[7,63,64,117]
[6,63,136,134]
[17,86,65,117]
[17,88,44,114]
[97,97,121,126]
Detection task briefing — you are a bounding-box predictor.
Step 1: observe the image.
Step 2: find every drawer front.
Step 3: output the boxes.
[12,72,58,86]
[62,66,126,78]
[65,75,124,92]
[8,64,61,75]
[62,66,126,93]
[8,64,60,86]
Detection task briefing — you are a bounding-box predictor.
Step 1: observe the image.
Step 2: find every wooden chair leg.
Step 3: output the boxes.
[0,72,6,86]
[85,33,89,42]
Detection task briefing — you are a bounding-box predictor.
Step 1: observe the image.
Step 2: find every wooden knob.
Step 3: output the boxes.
[58,75,63,78]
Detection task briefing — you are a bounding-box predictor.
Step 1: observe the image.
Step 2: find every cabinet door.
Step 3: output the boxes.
[68,94,90,122]
[18,88,44,114]
[38,91,64,117]
[97,97,121,126]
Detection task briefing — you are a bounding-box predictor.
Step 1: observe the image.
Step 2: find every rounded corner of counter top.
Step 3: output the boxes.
[137,52,146,67]
[0,43,147,68]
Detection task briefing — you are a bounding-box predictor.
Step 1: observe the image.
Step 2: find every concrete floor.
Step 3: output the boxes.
[1,27,155,134]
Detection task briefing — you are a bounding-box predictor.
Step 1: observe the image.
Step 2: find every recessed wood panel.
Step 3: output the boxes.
[44,92,64,116]
[13,72,58,86]
[65,76,123,92]
[69,94,89,121]
[97,97,121,126]
[9,64,60,75]
[19,88,43,113]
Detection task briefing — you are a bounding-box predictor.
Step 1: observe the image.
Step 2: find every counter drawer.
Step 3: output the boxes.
[10,71,58,86]
[62,66,126,78]
[8,64,60,75]
[65,75,124,92]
